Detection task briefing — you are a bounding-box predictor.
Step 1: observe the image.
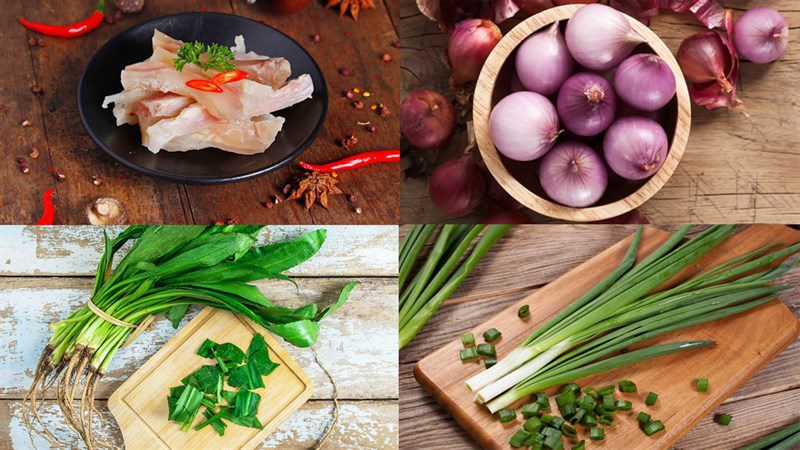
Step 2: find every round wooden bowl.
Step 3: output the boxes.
[473,5,691,222]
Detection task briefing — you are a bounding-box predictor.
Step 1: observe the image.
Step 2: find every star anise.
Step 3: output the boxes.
[287,172,344,209]
[326,0,376,21]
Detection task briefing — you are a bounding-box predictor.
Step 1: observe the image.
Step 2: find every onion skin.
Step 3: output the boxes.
[539,141,607,208]
[733,7,788,64]
[400,90,457,150]
[448,19,503,85]
[429,154,487,216]
[557,72,617,137]
[614,54,676,112]
[565,4,646,71]
[490,92,561,161]
[603,116,668,180]
[486,210,532,224]
[515,21,575,95]
[677,31,733,92]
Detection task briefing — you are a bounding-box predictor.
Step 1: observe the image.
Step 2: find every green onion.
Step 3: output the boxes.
[465,226,800,413]
[510,429,532,448]
[579,414,597,428]
[460,347,478,361]
[536,394,552,410]
[714,413,732,425]
[498,409,516,423]
[544,433,563,450]
[645,392,658,406]
[696,378,709,392]
[484,357,497,369]
[740,421,800,450]
[570,409,586,424]
[615,400,632,411]
[542,427,562,439]
[541,413,554,424]
[477,343,496,357]
[637,412,651,426]
[572,439,586,450]
[618,380,637,393]
[582,386,598,397]
[522,403,542,418]
[519,305,530,319]
[562,383,580,396]
[549,416,566,429]
[598,385,616,396]
[644,420,665,436]
[461,333,475,346]
[483,328,502,343]
[561,423,577,438]
[524,431,543,447]
[599,414,614,426]
[524,417,544,433]
[589,427,605,440]
[578,395,596,411]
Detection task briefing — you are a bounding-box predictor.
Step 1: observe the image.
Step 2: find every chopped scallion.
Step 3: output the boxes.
[542,426,562,439]
[599,414,614,426]
[518,305,530,319]
[570,409,586,425]
[477,343,496,357]
[483,328,501,343]
[524,417,543,433]
[562,383,580,396]
[510,429,532,448]
[461,333,475,346]
[696,378,709,392]
[615,400,632,411]
[572,439,586,450]
[578,395,596,412]
[522,403,542,418]
[644,420,665,436]
[637,412,651,426]
[498,408,516,423]
[459,347,477,361]
[484,357,497,369]
[618,380,637,393]
[579,414,597,428]
[645,392,658,406]
[598,385,615,396]
[714,413,732,426]
[582,386,598,398]
[589,427,605,441]
[544,433,562,450]
[561,423,577,438]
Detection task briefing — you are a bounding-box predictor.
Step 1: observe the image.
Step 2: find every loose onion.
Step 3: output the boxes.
[429,154,487,216]
[557,72,617,137]
[565,4,646,71]
[490,91,561,161]
[400,90,457,150]
[603,116,668,180]
[732,7,788,64]
[539,141,607,208]
[515,21,575,95]
[448,19,503,85]
[677,31,733,92]
[613,54,676,111]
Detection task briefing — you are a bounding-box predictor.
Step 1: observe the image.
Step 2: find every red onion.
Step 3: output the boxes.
[539,141,607,208]
[603,116,668,180]
[486,210,532,223]
[400,90,457,150]
[429,154,487,215]
[515,21,575,95]
[448,19,503,85]
[733,7,788,64]
[613,54,676,112]
[677,31,733,93]
[565,4,646,71]
[490,91,560,161]
[557,73,617,137]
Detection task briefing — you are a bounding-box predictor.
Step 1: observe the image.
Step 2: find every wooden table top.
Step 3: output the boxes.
[0,225,399,448]
[399,225,800,449]
[399,1,800,224]
[0,1,399,225]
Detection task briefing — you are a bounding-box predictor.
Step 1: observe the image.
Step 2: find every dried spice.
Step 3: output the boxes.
[21,119,31,127]
[287,172,343,209]
[311,33,321,43]
[353,100,364,110]
[30,148,39,159]
[326,0,376,21]
[17,158,30,174]
[91,174,103,185]
[86,197,126,225]
[31,86,43,95]
[54,172,66,182]
[339,133,359,149]
[339,68,351,77]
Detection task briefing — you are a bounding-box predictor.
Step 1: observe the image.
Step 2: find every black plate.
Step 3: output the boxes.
[78,12,327,184]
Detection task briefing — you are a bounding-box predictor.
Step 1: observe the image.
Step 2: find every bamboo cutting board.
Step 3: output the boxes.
[414,225,800,450]
[108,307,313,450]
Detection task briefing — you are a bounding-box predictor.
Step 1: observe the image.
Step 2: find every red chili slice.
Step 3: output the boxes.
[185,79,223,93]
[212,70,249,84]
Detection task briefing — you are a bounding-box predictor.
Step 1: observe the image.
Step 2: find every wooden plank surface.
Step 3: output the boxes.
[399,224,800,449]
[0,225,398,277]
[0,226,399,448]
[0,0,399,225]
[399,0,800,224]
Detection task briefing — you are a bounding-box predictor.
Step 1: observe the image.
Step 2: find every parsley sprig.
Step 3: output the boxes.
[174,41,236,72]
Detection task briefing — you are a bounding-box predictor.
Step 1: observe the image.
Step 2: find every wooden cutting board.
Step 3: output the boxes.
[414,225,800,450]
[109,307,314,450]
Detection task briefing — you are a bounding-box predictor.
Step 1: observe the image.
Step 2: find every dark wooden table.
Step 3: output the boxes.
[0,0,399,225]
[399,225,800,449]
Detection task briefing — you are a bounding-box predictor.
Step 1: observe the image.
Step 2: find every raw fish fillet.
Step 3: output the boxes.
[102,30,312,154]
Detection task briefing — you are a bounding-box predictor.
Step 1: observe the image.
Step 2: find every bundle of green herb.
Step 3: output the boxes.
[23,225,359,449]
[169,335,279,435]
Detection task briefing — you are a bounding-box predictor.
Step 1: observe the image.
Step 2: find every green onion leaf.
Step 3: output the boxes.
[483,328,502,343]
[461,333,475,346]
[645,392,658,406]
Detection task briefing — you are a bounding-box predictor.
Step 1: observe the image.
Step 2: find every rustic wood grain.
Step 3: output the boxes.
[399,224,800,449]
[399,0,800,224]
[0,399,398,449]
[0,225,398,277]
[0,0,399,225]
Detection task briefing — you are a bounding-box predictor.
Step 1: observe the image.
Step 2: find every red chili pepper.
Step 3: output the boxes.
[35,189,56,225]
[299,149,400,173]
[18,0,105,38]
[212,70,249,84]
[186,79,223,93]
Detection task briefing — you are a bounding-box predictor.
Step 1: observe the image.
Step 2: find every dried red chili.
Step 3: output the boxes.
[212,70,249,84]
[19,0,105,38]
[35,189,56,225]
[299,149,399,173]
[186,79,223,93]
